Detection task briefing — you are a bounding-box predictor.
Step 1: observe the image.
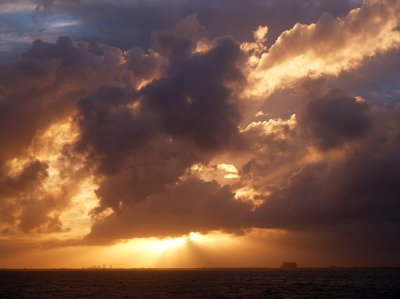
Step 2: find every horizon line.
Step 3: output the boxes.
[1,266,400,271]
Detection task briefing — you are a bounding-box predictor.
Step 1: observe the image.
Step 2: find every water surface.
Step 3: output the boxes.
[1,268,399,298]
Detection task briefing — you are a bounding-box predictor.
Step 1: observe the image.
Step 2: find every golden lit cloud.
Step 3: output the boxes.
[189,163,240,183]
[1,118,98,240]
[1,0,400,269]
[242,114,297,138]
[243,0,400,97]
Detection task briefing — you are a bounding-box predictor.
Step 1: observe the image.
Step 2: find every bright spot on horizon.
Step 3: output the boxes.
[125,232,209,254]
[144,236,187,252]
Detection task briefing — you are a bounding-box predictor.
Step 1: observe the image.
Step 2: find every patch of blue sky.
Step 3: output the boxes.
[0,9,81,62]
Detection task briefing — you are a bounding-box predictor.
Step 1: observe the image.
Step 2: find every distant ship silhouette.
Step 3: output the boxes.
[280,262,297,269]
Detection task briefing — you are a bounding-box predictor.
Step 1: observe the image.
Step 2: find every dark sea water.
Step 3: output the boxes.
[0,268,399,298]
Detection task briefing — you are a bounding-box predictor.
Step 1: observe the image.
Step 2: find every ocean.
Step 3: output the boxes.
[0,268,399,298]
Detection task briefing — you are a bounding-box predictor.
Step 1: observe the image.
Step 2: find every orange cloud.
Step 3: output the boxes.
[244,0,400,97]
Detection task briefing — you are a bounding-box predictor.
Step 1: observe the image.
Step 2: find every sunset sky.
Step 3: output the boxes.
[1,0,400,268]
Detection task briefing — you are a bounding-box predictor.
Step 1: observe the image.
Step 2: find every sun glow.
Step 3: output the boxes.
[144,236,188,252]
[0,229,288,269]
[121,232,207,254]
[97,231,250,268]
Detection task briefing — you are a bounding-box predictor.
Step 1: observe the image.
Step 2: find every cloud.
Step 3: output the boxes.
[245,89,400,232]
[0,0,400,266]
[0,0,361,61]
[247,0,400,97]
[87,178,252,242]
[142,35,244,150]
[0,36,119,163]
[0,159,66,234]
[75,29,247,242]
[299,90,371,150]
[0,36,131,236]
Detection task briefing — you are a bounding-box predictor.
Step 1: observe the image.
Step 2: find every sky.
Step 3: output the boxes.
[0,0,400,268]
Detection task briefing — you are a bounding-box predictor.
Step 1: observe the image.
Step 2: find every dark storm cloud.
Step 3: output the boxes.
[250,93,400,230]
[299,90,371,150]
[142,35,244,150]
[75,30,247,240]
[76,85,156,174]
[92,137,199,212]
[87,178,252,241]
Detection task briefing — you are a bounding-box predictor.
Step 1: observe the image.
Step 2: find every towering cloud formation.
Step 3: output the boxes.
[1,0,400,265]
[76,30,247,242]
[246,0,400,97]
